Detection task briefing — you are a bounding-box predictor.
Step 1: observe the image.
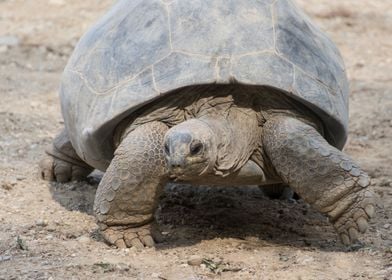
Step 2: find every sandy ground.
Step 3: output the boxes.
[0,0,391,279]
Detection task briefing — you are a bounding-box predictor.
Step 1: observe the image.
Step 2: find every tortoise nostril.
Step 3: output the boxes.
[170,164,183,172]
[169,160,185,170]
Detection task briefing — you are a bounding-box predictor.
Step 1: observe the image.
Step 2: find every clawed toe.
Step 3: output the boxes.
[334,201,375,245]
[356,216,368,233]
[338,225,361,245]
[39,155,92,183]
[348,227,359,242]
[340,226,360,245]
[364,204,375,218]
[339,233,350,245]
[39,157,55,181]
[325,184,376,246]
[101,224,156,249]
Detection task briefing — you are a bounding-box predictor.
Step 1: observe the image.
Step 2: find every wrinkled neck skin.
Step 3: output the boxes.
[198,106,261,177]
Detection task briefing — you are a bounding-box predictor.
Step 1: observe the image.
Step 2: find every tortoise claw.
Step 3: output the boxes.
[101,224,157,249]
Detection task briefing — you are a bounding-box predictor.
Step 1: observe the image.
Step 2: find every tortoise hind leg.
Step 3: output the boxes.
[39,129,93,182]
[94,121,168,248]
[262,116,376,245]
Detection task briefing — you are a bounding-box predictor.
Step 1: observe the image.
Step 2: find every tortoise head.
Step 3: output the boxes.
[164,119,217,180]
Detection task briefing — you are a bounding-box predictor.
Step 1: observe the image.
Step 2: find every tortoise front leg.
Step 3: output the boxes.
[262,116,376,245]
[94,121,169,248]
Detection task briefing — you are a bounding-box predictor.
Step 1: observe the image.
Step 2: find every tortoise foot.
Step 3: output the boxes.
[39,154,92,183]
[39,129,93,182]
[100,224,158,249]
[330,189,376,245]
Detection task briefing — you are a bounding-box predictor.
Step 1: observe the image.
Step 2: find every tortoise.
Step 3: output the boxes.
[40,0,375,248]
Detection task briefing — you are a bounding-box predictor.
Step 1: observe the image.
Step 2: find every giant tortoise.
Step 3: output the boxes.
[40,0,375,248]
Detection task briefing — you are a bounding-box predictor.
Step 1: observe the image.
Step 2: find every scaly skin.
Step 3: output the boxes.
[262,116,376,245]
[93,121,169,248]
[40,129,93,182]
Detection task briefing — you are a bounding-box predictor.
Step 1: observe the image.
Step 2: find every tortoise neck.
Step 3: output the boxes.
[197,106,261,177]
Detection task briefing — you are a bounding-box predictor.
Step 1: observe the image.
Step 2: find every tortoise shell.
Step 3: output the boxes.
[60,0,349,170]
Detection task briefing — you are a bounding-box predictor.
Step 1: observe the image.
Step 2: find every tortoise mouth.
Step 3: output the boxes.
[167,159,210,181]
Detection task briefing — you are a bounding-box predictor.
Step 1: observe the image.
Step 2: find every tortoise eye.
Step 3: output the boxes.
[190,141,203,155]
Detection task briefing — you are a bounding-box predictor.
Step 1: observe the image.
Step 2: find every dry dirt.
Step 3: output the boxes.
[0,0,391,279]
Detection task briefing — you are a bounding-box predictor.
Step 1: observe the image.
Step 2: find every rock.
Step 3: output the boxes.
[35,219,48,227]
[46,234,54,240]
[46,227,56,232]
[77,235,90,243]
[297,255,314,265]
[187,255,203,266]
[0,256,11,262]
[279,254,289,262]
[384,224,391,229]
[1,182,13,191]
[115,263,130,271]
[0,36,20,47]
[48,0,65,6]
[16,236,28,251]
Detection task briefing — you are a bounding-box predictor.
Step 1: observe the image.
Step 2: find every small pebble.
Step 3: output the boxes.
[48,0,65,5]
[116,263,129,271]
[77,235,90,243]
[187,255,203,266]
[46,234,54,240]
[383,224,391,229]
[0,256,11,262]
[36,219,48,227]
[1,183,13,190]
[0,35,20,47]
[279,255,289,262]
[297,256,314,265]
